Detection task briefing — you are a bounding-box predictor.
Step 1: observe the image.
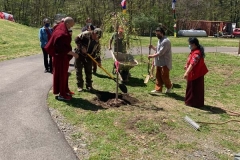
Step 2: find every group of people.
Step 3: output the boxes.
[39,17,208,108]
[39,17,102,100]
[148,27,208,107]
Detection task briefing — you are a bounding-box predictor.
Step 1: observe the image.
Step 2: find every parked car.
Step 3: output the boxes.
[233,28,240,37]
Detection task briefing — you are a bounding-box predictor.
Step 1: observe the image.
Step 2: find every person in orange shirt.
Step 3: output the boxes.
[184,37,208,107]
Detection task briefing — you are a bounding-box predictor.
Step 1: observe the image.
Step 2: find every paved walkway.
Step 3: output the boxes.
[0,55,78,160]
[0,47,238,160]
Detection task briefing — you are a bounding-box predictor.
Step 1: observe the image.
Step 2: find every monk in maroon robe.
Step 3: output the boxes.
[44,17,79,101]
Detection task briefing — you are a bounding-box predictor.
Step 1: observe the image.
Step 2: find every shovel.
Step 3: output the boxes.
[144,28,152,84]
[86,53,128,93]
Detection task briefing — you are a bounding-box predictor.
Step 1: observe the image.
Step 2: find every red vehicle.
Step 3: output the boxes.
[233,28,240,37]
[0,12,15,22]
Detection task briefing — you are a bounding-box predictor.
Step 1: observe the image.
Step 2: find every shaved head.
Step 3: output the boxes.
[64,17,75,29]
[64,17,74,23]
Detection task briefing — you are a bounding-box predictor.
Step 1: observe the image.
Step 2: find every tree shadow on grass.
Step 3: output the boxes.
[189,105,227,114]
[124,77,147,87]
[167,93,227,114]
[148,92,185,103]
[173,83,182,89]
[93,72,112,80]
[60,96,106,111]
[165,92,185,101]
[94,73,147,87]
[148,91,227,115]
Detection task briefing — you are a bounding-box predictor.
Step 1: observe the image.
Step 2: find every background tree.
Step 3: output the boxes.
[0,0,239,34]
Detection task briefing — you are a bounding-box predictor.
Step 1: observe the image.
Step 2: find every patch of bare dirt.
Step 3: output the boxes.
[210,65,234,77]
[224,77,240,86]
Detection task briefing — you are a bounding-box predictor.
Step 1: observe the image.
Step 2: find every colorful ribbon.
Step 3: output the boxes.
[115,61,120,73]
[121,0,127,14]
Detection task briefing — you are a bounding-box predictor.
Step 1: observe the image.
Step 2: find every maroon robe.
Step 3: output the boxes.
[185,76,204,107]
[44,22,72,96]
[184,49,208,107]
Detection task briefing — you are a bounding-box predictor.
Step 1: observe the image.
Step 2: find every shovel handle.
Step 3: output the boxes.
[149,28,152,49]
[86,54,115,79]
[148,28,153,75]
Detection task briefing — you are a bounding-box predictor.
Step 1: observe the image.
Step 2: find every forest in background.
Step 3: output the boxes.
[0,0,239,35]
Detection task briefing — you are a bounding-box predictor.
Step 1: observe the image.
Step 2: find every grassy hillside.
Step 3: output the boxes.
[0,20,80,62]
[0,19,40,61]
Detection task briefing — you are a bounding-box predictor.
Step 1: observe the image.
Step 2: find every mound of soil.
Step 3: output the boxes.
[92,91,139,107]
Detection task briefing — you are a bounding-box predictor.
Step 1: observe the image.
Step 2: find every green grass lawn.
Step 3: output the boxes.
[0,19,239,62]
[48,53,240,160]
[0,19,40,61]
[139,36,240,48]
[1,18,240,160]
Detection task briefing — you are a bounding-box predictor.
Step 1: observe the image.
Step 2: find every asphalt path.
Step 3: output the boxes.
[0,55,78,160]
[0,47,238,160]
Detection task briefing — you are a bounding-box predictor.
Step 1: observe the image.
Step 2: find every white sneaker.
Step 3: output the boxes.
[77,87,83,92]
[165,84,173,93]
[151,90,162,93]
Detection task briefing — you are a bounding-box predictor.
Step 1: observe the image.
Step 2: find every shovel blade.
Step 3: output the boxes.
[144,75,150,84]
[119,84,128,93]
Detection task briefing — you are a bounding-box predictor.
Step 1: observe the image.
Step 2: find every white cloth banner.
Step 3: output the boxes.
[172,3,176,10]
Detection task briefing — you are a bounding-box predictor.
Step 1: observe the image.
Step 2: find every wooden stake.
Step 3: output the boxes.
[116,31,119,101]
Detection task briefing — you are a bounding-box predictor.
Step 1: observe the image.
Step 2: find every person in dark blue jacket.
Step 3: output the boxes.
[39,18,53,73]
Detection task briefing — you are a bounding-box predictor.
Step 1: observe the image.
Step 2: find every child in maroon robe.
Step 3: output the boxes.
[44,17,78,100]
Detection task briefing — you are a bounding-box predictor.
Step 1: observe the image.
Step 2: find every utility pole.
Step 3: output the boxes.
[113,0,115,13]
[172,0,177,37]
